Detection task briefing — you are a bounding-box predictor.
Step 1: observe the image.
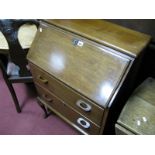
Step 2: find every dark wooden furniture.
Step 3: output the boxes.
[0,20,38,113]
[27,20,151,134]
[115,78,155,135]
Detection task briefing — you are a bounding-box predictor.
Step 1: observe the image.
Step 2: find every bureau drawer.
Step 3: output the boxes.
[35,84,101,135]
[30,63,104,126]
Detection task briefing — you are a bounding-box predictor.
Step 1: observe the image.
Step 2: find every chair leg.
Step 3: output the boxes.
[6,82,21,113]
[0,60,21,113]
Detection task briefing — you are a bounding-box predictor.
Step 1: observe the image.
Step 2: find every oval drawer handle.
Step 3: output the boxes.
[76,100,92,112]
[77,118,90,129]
[38,75,48,84]
[43,94,53,102]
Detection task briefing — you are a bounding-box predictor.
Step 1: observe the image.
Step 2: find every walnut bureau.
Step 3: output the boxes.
[27,20,151,135]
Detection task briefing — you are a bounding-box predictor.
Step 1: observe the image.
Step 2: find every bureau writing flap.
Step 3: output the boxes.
[27,23,132,108]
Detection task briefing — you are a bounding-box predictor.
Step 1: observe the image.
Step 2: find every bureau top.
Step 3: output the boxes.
[44,19,151,57]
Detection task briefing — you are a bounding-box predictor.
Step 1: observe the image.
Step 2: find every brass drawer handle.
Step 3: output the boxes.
[38,75,48,84]
[43,94,53,102]
[76,100,92,112]
[77,118,90,129]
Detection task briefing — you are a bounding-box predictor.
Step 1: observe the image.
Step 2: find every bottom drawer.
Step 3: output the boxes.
[35,84,101,135]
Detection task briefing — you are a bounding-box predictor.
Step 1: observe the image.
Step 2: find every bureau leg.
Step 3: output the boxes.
[45,105,52,117]
[37,97,51,118]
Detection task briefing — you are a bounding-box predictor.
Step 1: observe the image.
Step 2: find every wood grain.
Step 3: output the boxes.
[44,19,151,57]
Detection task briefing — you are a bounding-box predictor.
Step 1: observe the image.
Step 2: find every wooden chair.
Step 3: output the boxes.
[0,19,39,113]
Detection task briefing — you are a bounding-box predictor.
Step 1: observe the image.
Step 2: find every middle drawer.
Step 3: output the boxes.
[30,63,104,126]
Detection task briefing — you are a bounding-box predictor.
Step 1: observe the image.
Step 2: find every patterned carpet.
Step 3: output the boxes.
[0,69,79,135]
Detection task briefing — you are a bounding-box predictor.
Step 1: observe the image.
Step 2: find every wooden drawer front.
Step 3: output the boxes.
[30,63,104,126]
[35,84,100,135]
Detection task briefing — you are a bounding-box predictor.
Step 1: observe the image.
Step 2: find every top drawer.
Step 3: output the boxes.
[27,22,131,107]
